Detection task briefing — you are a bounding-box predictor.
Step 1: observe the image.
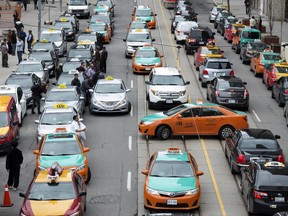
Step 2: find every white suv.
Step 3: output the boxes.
[145,67,190,109]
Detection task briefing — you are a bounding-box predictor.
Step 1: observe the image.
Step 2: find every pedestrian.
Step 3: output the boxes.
[76,62,86,73]
[100,46,108,73]
[250,16,256,28]
[1,40,9,68]
[94,46,101,71]
[6,30,12,54]
[92,70,105,85]
[71,73,81,87]
[244,0,251,15]
[55,63,63,80]
[16,2,22,19]
[22,0,27,11]
[5,0,11,10]
[86,63,95,79]
[15,19,24,36]
[16,37,24,64]
[6,141,23,191]
[27,30,33,52]
[33,0,38,10]
[13,10,19,24]
[11,30,17,56]
[96,33,104,50]
[70,115,86,140]
[18,28,26,53]
[31,82,47,114]
[80,78,94,106]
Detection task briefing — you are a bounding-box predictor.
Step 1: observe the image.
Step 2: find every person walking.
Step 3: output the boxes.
[55,63,63,80]
[16,37,24,64]
[94,46,101,71]
[18,28,26,53]
[11,30,17,56]
[96,33,104,50]
[80,78,94,106]
[86,63,96,79]
[16,1,22,19]
[70,115,86,140]
[6,141,23,191]
[1,40,9,68]
[13,10,19,24]
[100,46,108,73]
[33,0,38,9]
[15,19,24,36]
[244,0,251,15]
[7,30,12,55]
[250,16,256,28]
[31,82,47,114]
[22,0,27,11]
[27,30,33,52]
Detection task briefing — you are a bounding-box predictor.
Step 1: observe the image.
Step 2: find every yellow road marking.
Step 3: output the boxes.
[200,139,227,216]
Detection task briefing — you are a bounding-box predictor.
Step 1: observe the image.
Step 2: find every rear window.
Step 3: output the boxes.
[218,81,244,89]
[242,31,260,39]
[240,139,278,150]
[189,30,201,38]
[207,61,231,69]
[275,66,288,73]
[258,169,288,187]
[263,54,281,61]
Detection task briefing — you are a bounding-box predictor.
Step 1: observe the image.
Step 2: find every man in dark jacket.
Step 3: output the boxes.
[18,28,27,53]
[31,82,47,114]
[6,141,23,191]
[76,62,86,73]
[71,73,81,87]
[100,46,108,73]
[27,30,33,52]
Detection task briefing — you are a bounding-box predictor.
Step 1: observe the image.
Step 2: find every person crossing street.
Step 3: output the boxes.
[100,46,108,73]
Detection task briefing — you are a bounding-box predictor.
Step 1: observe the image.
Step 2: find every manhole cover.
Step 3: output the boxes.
[90,194,120,204]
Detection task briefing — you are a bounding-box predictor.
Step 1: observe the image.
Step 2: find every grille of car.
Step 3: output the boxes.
[159,92,180,99]
[156,203,189,208]
[101,101,119,106]
[159,191,187,197]
[142,63,155,66]
[72,10,84,13]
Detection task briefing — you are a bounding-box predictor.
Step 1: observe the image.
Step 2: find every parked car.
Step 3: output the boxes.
[174,21,198,44]
[272,76,288,106]
[240,41,267,64]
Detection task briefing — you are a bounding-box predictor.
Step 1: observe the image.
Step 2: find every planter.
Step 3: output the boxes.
[271,43,281,53]
[255,24,266,33]
[242,18,250,26]
[261,35,280,45]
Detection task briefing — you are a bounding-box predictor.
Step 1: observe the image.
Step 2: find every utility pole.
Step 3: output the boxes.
[227,0,230,13]
[37,0,42,40]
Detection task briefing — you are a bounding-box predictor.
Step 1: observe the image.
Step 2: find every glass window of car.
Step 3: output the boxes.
[240,139,278,150]
[150,161,194,177]
[63,62,81,72]
[207,61,231,69]
[136,49,157,58]
[58,73,84,85]
[89,24,106,31]
[126,33,151,42]
[40,33,62,42]
[250,42,267,51]
[78,34,96,42]
[181,109,193,118]
[6,77,33,88]
[164,104,187,116]
[136,8,151,17]
[148,155,155,170]
[130,22,148,30]
[42,140,81,155]
[98,0,113,7]
[95,83,125,93]
[46,91,78,101]
[218,80,244,90]
[202,30,213,39]
[151,75,185,85]
[68,49,91,58]
[54,22,72,29]
[275,66,288,73]
[242,31,259,39]
[262,54,281,61]
[257,167,288,186]
[28,182,76,200]
[189,30,201,38]
[40,112,73,125]
[0,112,8,127]
[15,63,43,72]
[70,0,87,5]
[91,15,110,23]
[177,22,193,31]
[29,52,52,62]
[200,108,223,117]
[32,42,54,51]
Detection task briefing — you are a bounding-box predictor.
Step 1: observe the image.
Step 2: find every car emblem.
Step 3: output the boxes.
[169,193,175,197]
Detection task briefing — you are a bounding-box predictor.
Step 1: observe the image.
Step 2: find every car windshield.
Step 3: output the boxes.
[240,139,278,150]
[41,112,73,125]
[6,77,33,88]
[275,66,288,73]
[242,31,260,39]
[77,34,96,42]
[201,48,221,55]
[98,0,112,7]
[90,24,106,31]
[95,83,125,93]
[263,54,281,61]
[189,30,201,38]
[127,33,151,42]
[15,63,43,72]
[63,62,81,72]
[32,43,54,51]
[70,0,87,5]
[42,140,81,155]
[46,91,78,101]
[152,75,185,85]
[68,49,91,59]
[57,74,84,86]
[207,61,231,69]
[54,22,72,29]
[150,161,194,177]
[250,43,267,50]
[40,33,62,42]
[164,104,187,116]
[91,15,110,23]
[28,182,76,200]
[174,16,186,22]
[136,9,151,16]
[29,52,51,61]
[136,49,157,58]
[218,81,244,89]
[0,112,8,127]
[130,22,148,29]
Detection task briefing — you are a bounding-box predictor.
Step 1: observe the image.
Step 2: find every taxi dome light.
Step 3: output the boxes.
[166,147,182,154]
[105,76,114,80]
[265,161,285,167]
[53,103,69,109]
[57,83,67,89]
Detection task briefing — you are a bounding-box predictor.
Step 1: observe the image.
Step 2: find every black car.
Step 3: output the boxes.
[240,41,267,64]
[170,15,186,34]
[59,13,79,32]
[214,10,233,29]
[225,128,284,174]
[54,20,76,41]
[184,26,215,54]
[31,41,59,59]
[206,76,249,110]
[90,12,115,36]
[272,76,288,107]
[217,16,237,36]
[28,50,57,76]
[241,159,288,215]
[66,44,94,63]
[274,212,288,216]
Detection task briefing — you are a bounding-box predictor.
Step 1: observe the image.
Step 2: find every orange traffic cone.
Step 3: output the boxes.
[1,185,13,207]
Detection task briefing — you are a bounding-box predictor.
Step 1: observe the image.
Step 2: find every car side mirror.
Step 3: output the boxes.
[33,150,39,155]
[275,135,281,139]
[19,193,26,198]
[89,89,93,93]
[185,81,190,85]
[176,114,182,119]
[243,82,247,85]
[78,191,87,197]
[41,97,45,101]
[80,96,85,100]
[34,120,40,124]
[141,170,149,175]
[66,3,68,5]
[221,50,224,53]
[12,70,15,73]
[126,89,131,93]
[83,147,90,153]
[197,170,204,176]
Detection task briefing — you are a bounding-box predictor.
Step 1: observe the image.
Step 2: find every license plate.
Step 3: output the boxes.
[76,14,80,16]
[228,99,235,103]
[145,67,150,71]
[199,41,204,45]
[275,197,285,202]
[167,199,177,205]
[166,99,173,104]
[106,107,113,111]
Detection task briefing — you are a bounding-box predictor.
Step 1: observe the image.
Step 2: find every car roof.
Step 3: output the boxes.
[138,45,156,51]
[0,84,19,92]
[152,67,180,75]
[241,27,261,32]
[156,150,189,161]
[43,106,75,113]
[239,128,276,140]
[216,76,242,82]
[97,78,122,84]
[35,169,73,183]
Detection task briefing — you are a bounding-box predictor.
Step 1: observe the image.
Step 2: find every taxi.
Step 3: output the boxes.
[43,85,85,115]
[132,44,163,73]
[19,163,87,216]
[76,32,97,50]
[142,147,204,210]
[138,100,249,140]
[54,18,76,41]
[127,20,148,32]
[263,62,288,89]
[93,2,110,14]
[88,21,111,43]
[224,23,245,43]
[33,129,91,183]
[58,12,79,32]
[232,26,261,54]
[132,5,157,29]
[66,44,94,63]
[35,105,79,142]
[194,45,223,70]
[209,3,228,22]
[250,50,281,77]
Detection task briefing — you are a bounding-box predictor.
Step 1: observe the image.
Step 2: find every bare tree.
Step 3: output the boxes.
[268,0,274,36]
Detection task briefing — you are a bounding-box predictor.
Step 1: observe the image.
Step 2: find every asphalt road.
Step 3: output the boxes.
[1,0,288,215]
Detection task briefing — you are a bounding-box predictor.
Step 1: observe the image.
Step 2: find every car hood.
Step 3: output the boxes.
[135,57,160,64]
[140,112,167,123]
[28,200,74,216]
[94,93,125,101]
[148,176,196,192]
[150,85,186,92]
[0,126,9,136]
[38,124,72,135]
[39,154,84,168]
[135,16,154,21]
[68,5,88,9]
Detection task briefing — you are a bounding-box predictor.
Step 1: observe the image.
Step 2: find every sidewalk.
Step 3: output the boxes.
[0,0,66,85]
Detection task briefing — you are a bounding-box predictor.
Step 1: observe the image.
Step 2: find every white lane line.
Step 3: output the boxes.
[252,109,261,122]
[128,136,132,151]
[131,80,133,89]
[127,171,131,191]
[130,106,133,117]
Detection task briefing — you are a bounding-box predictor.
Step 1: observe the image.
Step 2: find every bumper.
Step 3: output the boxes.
[148,100,184,109]
[133,64,161,73]
[71,11,90,17]
[200,75,214,84]
[147,21,156,29]
[90,102,130,113]
[215,98,249,109]
[252,198,288,215]
[210,14,216,21]
[0,140,12,153]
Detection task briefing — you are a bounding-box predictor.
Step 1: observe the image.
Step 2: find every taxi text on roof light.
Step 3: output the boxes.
[59,18,68,22]
[78,40,93,45]
[41,39,48,43]
[57,83,67,89]
[206,44,215,48]
[105,76,114,80]
[134,29,144,32]
[70,58,80,62]
[265,162,285,167]
[166,147,182,154]
[48,28,56,32]
[53,103,69,109]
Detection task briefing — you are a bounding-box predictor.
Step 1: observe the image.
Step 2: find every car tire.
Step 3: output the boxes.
[19,112,23,127]
[218,125,234,140]
[198,75,201,81]
[85,167,91,184]
[156,125,171,140]
[236,46,240,54]
[271,90,275,99]
[243,106,249,111]
[127,102,131,114]
[201,81,206,87]
[16,129,20,140]
[230,158,237,174]
[267,80,272,90]
[196,66,199,71]
[279,94,284,107]
[206,92,209,100]
[224,145,228,158]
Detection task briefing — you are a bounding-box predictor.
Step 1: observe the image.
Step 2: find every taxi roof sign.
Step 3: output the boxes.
[265,161,285,167]
[166,147,182,154]
[105,76,114,80]
[41,39,49,43]
[57,83,67,89]
[55,128,67,133]
[53,103,69,109]
[59,18,68,22]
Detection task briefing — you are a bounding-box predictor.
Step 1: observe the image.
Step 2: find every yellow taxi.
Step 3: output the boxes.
[194,45,223,70]
[19,162,87,216]
[138,100,249,140]
[263,62,288,89]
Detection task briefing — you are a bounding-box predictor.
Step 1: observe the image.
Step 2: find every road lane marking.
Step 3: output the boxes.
[129,136,132,151]
[252,109,261,122]
[131,80,133,89]
[127,171,131,191]
[200,139,227,216]
[130,105,133,117]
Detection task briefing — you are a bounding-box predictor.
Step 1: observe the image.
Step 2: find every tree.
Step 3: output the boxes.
[268,0,274,36]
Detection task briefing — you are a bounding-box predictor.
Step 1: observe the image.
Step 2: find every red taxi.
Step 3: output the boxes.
[263,62,288,89]
[194,45,223,70]
[224,23,245,43]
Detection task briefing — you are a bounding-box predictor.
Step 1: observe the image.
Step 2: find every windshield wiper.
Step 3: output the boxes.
[55,153,75,156]
[41,153,54,156]
[28,198,43,200]
[41,123,53,125]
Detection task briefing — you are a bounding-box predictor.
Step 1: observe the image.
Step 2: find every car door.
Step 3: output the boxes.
[172,108,198,135]
[10,101,18,137]
[263,64,272,85]
[207,78,217,101]
[273,77,283,100]
[229,131,240,163]
[17,87,26,119]
[75,173,86,211]
[194,48,201,66]
[250,52,260,71]
[225,130,238,159]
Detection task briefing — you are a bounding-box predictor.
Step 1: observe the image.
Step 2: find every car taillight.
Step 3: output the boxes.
[253,190,268,200]
[203,70,208,75]
[237,154,246,164]
[215,90,220,96]
[284,89,288,95]
[277,155,285,163]
[189,38,196,43]
[229,70,234,76]
[244,89,249,98]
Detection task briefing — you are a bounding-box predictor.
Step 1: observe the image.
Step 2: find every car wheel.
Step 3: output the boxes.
[85,167,91,184]
[206,92,209,100]
[247,197,254,215]
[201,81,206,87]
[236,45,240,54]
[279,94,284,107]
[271,90,275,99]
[218,125,234,140]
[156,125,171,140]
[16,129,20,140]
[224,145,228,158]
[267,79,271,90]
[230,158,237,174]
[127,102,131,114]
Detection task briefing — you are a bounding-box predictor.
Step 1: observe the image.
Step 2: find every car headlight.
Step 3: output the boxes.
[151,89,159,96]
[77,164,86,171]
[127,46,133,50]
[142,121,154,125]
[179,90,186,96]
[135,62,141,66]
[0,133,8,139]
[69,212,80,216]
[119,99,127,106]
[185,188,199,195]
[154,62,161,66]
[20,213,27,216]
[146,187,159,195]
[93,98,101,105]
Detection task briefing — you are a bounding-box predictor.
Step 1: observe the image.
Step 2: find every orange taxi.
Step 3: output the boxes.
[138,100,249,140]
[142,147,204,210]
[87,21,111,43]
[263,62,288,89]
[132,5,157,29]
[224,23,245,43]
[194,45,223,70]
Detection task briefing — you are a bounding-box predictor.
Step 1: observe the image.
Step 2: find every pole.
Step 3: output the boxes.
[37,0,42,40]
[49,3,50,22]
[227,0,230,13]
[60,0,62,12]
